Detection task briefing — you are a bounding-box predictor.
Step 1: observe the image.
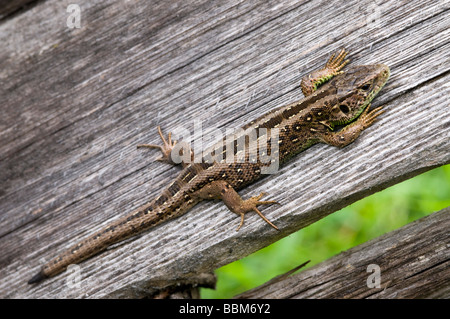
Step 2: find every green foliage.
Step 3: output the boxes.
[201,164,450,299]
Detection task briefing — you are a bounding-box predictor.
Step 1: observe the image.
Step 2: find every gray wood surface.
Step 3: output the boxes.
[0,0,449,298]
[236,207,450,299]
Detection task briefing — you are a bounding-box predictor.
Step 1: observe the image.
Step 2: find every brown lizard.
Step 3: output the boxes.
[28,49,390,284]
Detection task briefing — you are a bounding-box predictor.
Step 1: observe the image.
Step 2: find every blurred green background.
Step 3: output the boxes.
[201,164,450,299]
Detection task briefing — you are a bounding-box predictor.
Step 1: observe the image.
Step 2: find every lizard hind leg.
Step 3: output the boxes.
[235,193,280,231]
[195,180,280,231]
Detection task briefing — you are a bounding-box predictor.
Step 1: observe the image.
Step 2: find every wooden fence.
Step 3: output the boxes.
[0,0,449,298]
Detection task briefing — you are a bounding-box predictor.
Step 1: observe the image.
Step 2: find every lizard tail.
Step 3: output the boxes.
[27,194,190,285]
[28,164,204,285]
[28,270,47,284]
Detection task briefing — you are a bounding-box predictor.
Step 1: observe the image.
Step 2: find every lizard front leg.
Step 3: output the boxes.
[138,126,194,167]
[319,105,385,147]
[300,48,349,97]
[195,180,279,231]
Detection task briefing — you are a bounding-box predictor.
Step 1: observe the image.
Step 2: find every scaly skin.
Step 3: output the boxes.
[28,49,390,284]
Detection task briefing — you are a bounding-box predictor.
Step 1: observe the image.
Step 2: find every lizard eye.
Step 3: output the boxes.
[339,105,350,113]
[361,83,371,91]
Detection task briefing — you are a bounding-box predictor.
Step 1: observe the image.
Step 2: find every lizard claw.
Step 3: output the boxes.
[325,48,350,73]
[236,193,280,231]
[137,126,177,164]
[360,104,385,128]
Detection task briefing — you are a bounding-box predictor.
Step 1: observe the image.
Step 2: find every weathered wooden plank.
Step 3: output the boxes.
[235,207,450,299]
[0,0,449,298]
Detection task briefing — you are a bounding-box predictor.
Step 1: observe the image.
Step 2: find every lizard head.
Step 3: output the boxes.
[328,64,390,127]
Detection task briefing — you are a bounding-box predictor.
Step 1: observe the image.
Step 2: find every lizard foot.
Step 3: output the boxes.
[236,193,280,231]
[300,48,350,96]
[318,103,386,147]
[359,104,385,129]
[324,48,349,74]
[137,126,176,164]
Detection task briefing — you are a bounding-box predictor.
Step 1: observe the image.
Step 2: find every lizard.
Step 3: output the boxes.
[28,49,390,284]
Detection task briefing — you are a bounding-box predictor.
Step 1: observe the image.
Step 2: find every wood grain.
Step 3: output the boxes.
[0,0,449,298]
